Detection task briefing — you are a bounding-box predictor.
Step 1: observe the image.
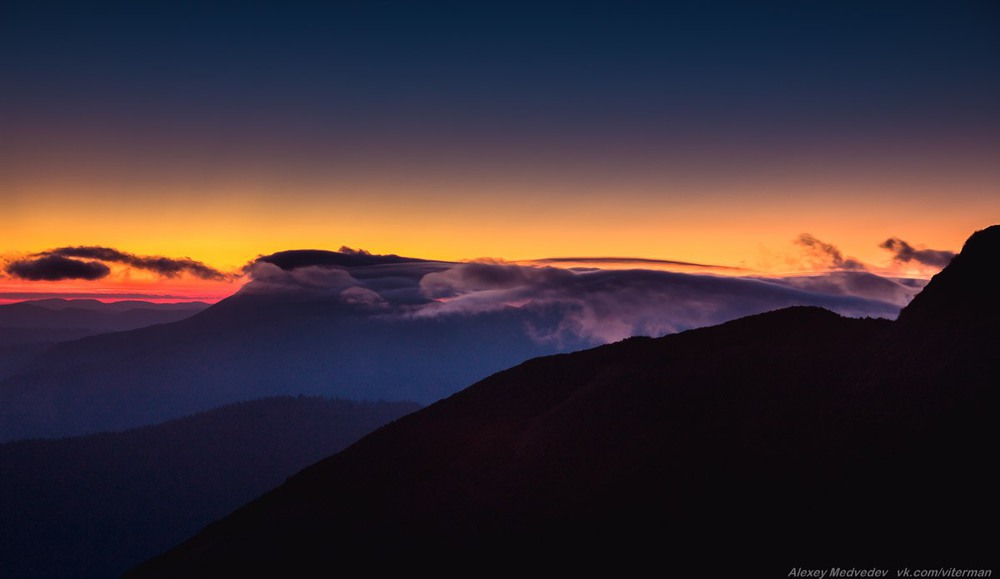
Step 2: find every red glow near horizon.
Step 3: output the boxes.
[0,276,240,305]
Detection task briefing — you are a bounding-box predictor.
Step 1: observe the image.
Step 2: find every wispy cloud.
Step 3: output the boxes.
[3,246,230,282]
[795,234,866,271]
[46,247,229,280]
[880,238,955,268]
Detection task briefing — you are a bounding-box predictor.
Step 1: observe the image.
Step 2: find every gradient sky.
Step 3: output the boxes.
[2,1,998,300]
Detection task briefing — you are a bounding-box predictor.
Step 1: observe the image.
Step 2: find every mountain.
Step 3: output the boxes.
[0,396,419,579]
[0,299,209,339]
[0,300,208,381]
[128,226,998,575]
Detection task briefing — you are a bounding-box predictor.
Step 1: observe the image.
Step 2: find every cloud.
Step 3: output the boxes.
[237,245,913,343]
[421,262,567,298]
[528,256,746,272]
[880,238,955,268]
[240,243,914,344]
[45,246,228,280]
[757,271,924,308]
[414,263,901,343]
[5,255,111,281]
[252,248,426,271]
[241,262,360,294]
[795,234,866,271]
[240,261,423,311]
[242,249,453,305]
[339,285,386,308]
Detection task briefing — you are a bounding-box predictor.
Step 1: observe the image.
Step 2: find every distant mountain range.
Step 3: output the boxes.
[0,292,581,442]
[0,299,208,383]
[0,299,209,342]
[128,225,998,575]
[0,396,419,579]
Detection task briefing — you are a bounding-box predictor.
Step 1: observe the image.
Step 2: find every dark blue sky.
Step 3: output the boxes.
[5,1,997,147]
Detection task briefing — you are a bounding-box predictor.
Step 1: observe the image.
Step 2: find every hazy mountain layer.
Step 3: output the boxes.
[0,300,208,382]
[0,396,419,579]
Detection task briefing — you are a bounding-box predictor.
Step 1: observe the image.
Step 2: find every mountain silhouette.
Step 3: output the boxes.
[128,226,997,575]
[0,396,418,579]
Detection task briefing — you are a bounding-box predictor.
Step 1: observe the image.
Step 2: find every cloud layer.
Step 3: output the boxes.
[415,263,903,343]
[241,247,914,344]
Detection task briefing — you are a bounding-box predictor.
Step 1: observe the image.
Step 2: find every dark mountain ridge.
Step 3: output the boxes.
[129,226,998,575]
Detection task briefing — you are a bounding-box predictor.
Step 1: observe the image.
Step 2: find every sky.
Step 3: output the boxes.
[2,0,998,302]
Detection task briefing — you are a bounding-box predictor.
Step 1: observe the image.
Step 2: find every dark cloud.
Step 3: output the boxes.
[47,247,227,280]
[795,234,866,271]
[880,238,955,268]
[252,248,427,271]
[5,255,110,281]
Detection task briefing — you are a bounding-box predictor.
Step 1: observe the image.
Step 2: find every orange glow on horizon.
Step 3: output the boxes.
[4,152,995,304]
[7,173,992,265]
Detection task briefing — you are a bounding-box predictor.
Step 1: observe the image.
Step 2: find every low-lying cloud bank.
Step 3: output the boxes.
[239,245,926,344]
[418,263,908,342]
